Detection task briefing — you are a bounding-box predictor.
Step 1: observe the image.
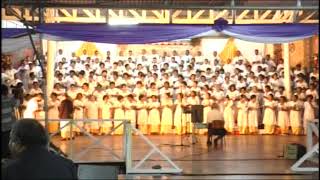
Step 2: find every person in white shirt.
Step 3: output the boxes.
[64,70,77,88]
[91,50,101,61]
[250,49,263,64]
[231,50,244,64]
[303,95,318,135]
[309,67,319,81]
[265,54,276,70]
[172,50,181,64]
[149,49,160,62]
[306,83,319,101]
[23,93,41,119]
[117,50,126,62]
[181,50,192,64]
[295,78,308,89]
[69,52,77,62]
[80,49,88,61]
[28,81,43,96]
[223,63,234,75]
[161,51,171,63]
[55,49,65,64]
[293,64,306,77]
[235,60,246,73]
[211,51,221,65]
[211,59,221,73]
[276,58,284,72]
[28,62,41,78]
[201,59,211,72]
[53,71,65,86]
[195,51,204,65]
[75,71,87,87]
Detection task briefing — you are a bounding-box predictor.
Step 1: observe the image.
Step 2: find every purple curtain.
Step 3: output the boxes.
[36,23,212,44]
[2,28,29,38]
[2,21,319,44]
[211,18,319,43]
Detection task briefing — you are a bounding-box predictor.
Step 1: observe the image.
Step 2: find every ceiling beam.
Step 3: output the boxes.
[2,2,319,10]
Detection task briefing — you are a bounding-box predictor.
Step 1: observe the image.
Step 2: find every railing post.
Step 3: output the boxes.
[69,119,74,159]
[123,120,132,173]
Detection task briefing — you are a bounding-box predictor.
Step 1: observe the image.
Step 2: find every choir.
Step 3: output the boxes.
[1,49,319,138]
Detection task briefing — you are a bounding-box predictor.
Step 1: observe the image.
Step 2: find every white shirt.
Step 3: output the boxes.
[306,89,319,100]
[23,98,38,119]
[251,54,263,64]
[232,55,245,64]
[207,109,224,123]
[181,55,193,63]
[55,54,65,63]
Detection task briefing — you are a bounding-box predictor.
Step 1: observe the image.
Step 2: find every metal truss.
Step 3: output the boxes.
[291,119,319,172]
[125,124,183,174]
[2,7,318,24]
[1,0,319,10]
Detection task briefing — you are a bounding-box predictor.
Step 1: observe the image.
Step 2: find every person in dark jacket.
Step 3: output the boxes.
[2,118,78,180]
[59,94,75,140]
[2,84,17,159]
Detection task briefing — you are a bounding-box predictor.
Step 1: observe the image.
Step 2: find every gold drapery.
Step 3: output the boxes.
[219,38,238,64]
[76,42,100,57]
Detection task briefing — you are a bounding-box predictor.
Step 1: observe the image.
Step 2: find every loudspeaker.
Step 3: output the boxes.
[77,162,125,180]
[284,143,306,160]
[191,105,204,123]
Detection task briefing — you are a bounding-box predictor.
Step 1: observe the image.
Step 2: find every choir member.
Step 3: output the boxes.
[48,93,60,133]
[99,95,113,135]
[73,93,85,135]
[136,95,149,134]
[277,96,290,135]
[113,95,126,135]
[247,95,259,134]
[148,95,161,134]
[160,93,174,134]
[262,94,277,134]
[237,95,249,134]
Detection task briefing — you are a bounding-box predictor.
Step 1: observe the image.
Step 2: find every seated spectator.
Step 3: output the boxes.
[207,103,227,146]
[2,119,77,180]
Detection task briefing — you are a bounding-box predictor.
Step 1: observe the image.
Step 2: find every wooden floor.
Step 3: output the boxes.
[51,134,317,179]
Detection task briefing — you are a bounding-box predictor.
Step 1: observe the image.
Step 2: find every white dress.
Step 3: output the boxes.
[173,99,187,134]
[148,101,161,133]
[73,99,84,131]
[23,98,38,119]
[202,99,212,124]
[86,100,99,131]
[100,101,112,133]
[136,101,148,125]
[161,98,173,134]
[277,103,290,133]
[263,100,277,134]
[247,100,259,132]
[48,99,60,120]
[124,100,137,128]
[227,90,239,100]
[113,100,125,134]
[237,101,248,134]
[303,101,317,133]
[48,99,60,133]
[288,101,302,134]
[223,100,234,132]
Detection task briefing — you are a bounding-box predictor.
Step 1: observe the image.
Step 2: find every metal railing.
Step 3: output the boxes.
[37,118,182,174]
[291,119,319,172]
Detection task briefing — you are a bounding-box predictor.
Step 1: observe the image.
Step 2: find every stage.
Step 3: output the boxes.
[50,134,316,179]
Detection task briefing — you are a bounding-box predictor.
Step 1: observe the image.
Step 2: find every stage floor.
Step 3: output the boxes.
[51,134,317,179]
